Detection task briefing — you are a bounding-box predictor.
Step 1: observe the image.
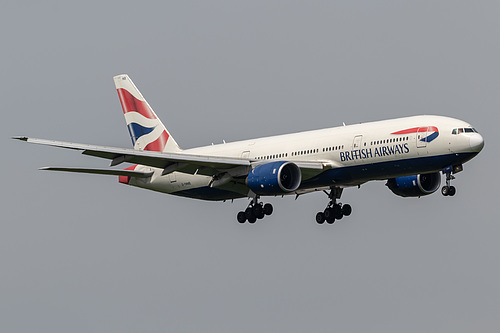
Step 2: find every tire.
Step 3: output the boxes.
[254,205,265,219]
[263,203,273,215]
[326,216,335,224]
[237,211,246,223]
[334,205,343,220]
[441,186,449,196]
[248,216,257,224]
[342,204,352,216]
[324,207,334,220]
[245,207,254,219]
[448,186,456,196]
[316,212,325,224]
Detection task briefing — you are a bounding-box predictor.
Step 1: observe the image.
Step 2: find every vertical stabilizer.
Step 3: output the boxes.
[114,74,182,152]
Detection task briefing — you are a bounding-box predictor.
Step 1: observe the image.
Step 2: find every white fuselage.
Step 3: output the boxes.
[128,115,483,200]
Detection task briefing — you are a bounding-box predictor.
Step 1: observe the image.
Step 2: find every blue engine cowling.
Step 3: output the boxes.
[247,161,302,195]
[386,172,441,197]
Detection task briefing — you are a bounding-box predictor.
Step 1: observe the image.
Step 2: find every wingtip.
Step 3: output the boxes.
[12,136,28,141]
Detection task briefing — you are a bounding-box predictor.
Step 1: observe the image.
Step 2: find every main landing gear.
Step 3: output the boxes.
[237,197,273,223]
[315,187,352,224]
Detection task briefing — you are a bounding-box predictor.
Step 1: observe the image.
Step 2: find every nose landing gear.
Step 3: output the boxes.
[316,187,352,224]
[442,165,462,197]
[441,172,456,196]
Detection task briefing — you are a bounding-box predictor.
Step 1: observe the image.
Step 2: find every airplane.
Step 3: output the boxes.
[13,74,485,224]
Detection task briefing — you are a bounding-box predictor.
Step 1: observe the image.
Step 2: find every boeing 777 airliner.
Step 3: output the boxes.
[14,74,484,224]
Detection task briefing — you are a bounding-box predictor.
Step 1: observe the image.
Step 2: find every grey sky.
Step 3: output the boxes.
[2,1,499,332]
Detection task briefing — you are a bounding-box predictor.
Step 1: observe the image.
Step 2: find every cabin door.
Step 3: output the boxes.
[352,135,363,150]
[416,127,428,148]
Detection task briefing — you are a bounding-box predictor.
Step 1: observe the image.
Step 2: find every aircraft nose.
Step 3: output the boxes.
[469,133,484,152]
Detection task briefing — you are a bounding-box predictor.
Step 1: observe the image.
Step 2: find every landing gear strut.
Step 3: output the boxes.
[316,187,352,224]
[237,197,273,223]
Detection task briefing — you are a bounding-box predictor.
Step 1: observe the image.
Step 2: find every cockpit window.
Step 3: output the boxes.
[452,127,478,135]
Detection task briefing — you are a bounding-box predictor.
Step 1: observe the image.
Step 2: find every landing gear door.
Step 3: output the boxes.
[417,127,428,148]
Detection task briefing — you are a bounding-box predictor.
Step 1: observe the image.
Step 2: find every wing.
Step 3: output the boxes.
[14,136,251,176]
[14,137,336,178]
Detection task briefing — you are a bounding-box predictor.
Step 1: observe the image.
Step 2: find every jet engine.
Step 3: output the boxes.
[247,161,302,195]
[386,172,441,197]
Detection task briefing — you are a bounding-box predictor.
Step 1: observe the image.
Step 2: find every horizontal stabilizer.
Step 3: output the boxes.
[40,167,154,178]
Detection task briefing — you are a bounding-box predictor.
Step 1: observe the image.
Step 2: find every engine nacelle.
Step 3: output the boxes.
[247,161,302,195]
[386,172,441,197]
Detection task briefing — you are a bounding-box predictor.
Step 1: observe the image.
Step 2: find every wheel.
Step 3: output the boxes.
[254,205,265,219]
[263,203,273,215]
[248,216,257,223]
[441,186,449,196]
[324,207,334,220]
[448,186,456,196]
[324,208,335,224]
[237,211,246,223]
[342,204,352,216]
[316,212,325,224]
[245,207,255,219]
[334,204,343,220]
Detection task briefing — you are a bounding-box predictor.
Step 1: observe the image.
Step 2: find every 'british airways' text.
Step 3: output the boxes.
[340,143,410,162]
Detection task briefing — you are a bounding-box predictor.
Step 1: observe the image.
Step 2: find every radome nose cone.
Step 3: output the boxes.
[469,133,484,152]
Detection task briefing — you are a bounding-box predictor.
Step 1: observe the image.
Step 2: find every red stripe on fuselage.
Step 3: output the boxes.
[391,127,419,135]
[116,88,156,119]
[391,126,439,135]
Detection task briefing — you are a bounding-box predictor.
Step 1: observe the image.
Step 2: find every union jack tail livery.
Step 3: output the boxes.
[114,74,182,153]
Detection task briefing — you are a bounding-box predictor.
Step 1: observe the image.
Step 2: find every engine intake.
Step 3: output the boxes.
[386,172,441,197]
[247,161,302,195]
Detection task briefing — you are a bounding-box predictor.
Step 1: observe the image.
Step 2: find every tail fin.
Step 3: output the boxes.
[113,74,182,152]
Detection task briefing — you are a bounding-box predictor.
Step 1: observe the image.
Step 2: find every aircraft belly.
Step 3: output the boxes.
[129,169,209,193]
[301,152,478,188]
[128,168,247,201]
